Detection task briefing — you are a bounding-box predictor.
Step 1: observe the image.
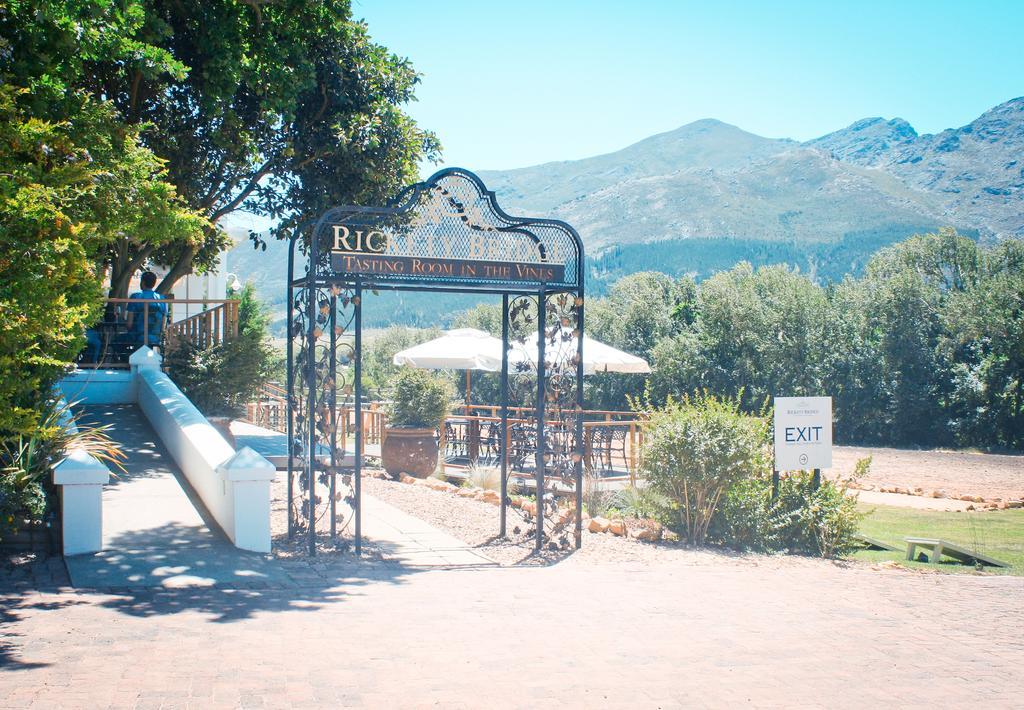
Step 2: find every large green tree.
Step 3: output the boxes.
[84,0,440,294]
[942,239,1024,448]
[651,264,834,410]
[585,272,694,409]
[0,1,205,436]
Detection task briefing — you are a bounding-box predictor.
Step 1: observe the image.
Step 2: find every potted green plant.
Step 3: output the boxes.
[381,368,454,479]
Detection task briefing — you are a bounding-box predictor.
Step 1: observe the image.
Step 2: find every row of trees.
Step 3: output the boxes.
[451,229,1023,451]
[1,0,435,437]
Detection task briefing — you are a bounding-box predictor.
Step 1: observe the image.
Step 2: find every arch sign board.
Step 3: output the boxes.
[329,224,567,284]
[773,397,833,470]
[310,169,582,293]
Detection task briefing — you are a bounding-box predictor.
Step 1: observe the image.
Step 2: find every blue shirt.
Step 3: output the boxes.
[127,290,167,345]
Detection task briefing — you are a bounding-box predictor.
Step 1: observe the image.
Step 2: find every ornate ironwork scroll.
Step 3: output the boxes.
[503,292,585,551]
[287,168,584,556]
[287,238,360,554]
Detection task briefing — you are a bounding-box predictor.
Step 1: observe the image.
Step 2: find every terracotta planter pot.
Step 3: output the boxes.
[381,426,439,479]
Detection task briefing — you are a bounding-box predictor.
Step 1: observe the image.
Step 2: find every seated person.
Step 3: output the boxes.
[81,302,119,363]
[82,327,103,363]
[125,271,167,348]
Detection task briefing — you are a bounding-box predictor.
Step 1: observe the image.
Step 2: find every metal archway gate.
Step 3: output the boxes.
[286,168,585,556]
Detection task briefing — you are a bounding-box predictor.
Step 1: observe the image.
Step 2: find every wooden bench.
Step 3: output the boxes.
[904,537,1009,568]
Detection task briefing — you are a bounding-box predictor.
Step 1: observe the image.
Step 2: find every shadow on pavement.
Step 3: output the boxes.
[0,595,87,672]
[92,556,423,624]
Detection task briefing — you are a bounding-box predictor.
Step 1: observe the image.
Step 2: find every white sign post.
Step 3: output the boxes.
[774,396,833,471]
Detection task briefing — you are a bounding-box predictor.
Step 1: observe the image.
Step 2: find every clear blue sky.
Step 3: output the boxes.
[354,0,1024,172]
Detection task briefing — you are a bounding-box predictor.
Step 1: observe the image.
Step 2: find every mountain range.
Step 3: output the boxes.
[228,97,1024,328]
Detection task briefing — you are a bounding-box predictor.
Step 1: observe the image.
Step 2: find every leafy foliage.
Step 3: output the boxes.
[361,326,444,400]
[603,485,670,522]
[708,473,780,552]
[584,272,695,411]
[709,467,864,558]
[88,0,439,293]
[0,1,206,440]
[640,393,770,544]
[0,88,201,438]
[1,0,438,298]
[773,471,864,558]
[165,284,276,417]
[639,229,1024,450]
[385,369,454,429]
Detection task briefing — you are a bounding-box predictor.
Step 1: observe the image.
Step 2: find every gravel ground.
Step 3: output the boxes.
[360,473,898,574]
[362,474,559,566]
[268,468,971,575]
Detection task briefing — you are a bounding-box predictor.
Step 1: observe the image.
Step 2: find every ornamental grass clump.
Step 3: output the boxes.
[640,393,770,545]
[1,399,125,542]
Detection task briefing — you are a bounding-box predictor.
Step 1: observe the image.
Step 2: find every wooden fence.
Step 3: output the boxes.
[79,297,240,368]
[244,384,645,480]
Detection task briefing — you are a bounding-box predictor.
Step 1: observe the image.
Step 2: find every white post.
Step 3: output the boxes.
[129,344,162,373]
[129,345,162,402]
[52,449,111,555]
[216,446,276,553]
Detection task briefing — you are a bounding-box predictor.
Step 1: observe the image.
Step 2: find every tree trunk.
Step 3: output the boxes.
[157,244,198,296]
[108,242,154,298]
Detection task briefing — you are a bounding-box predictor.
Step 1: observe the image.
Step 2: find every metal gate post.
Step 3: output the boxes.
[535,288,546,552]
[329,292,338,538]
[354,280,363,555]
[286,238,296,540]
[574,292,585,549]
[500,293,509,538]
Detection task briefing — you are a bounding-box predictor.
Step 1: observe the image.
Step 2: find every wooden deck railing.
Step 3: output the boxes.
[246,387,389,447]
[439,413,644,482]
[166,300,239,350]
[78,297,240,368]
[244,385,645,480]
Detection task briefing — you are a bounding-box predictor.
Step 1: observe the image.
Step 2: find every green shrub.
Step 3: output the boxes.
[640,393,770,544]
[772,472,864,558]
[710,461,867,558]
[0,470,47,541]
[166,284,276,417]
[386,368,454,428]
[1,399,125,541]
[709,473,781,552]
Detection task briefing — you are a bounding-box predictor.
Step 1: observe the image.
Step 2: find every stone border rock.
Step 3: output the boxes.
[391,472,665,542]
[845,480,1024,510]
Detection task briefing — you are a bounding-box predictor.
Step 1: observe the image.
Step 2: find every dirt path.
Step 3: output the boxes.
[831,445,1024,504]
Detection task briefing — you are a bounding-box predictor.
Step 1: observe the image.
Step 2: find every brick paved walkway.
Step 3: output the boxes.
[4,409,1020,707]
[64,406,489,590]
[2,552,1022,708]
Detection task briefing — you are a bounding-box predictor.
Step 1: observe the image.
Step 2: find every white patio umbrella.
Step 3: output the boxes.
[392,327,652,403]
[392,328,505,402]
[517,330,652,375]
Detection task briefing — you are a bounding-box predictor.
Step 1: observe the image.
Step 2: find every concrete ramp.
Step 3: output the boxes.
[65,405,290,589]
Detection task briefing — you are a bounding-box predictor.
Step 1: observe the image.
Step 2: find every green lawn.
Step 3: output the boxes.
[853,503,1024,575]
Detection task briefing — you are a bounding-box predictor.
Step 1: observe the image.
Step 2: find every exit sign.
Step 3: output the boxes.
[774,397,833,470]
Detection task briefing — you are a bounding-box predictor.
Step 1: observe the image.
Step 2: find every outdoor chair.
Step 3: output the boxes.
[591,424,629,473]
[478,420,502,463]
[509,422,536,471]
[444,419,470,461]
